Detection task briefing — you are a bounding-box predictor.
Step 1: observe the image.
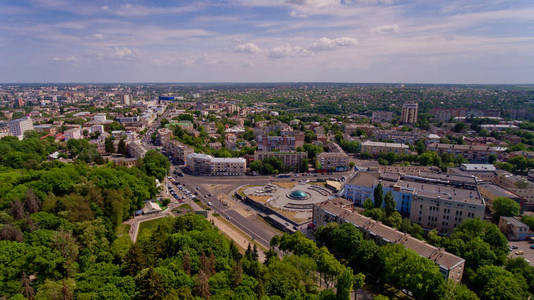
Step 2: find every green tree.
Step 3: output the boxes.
[118,138,128,156]
[373,184,383,208]
[105,136,114,153]
[384,191,396,216]
[492,197,520,221]
[473,265,528,300]
[335,268,353,300]
[141,150,170,181]
[363,198,374,211]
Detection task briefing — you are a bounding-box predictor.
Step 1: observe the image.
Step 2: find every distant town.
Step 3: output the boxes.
[2,82,534,299]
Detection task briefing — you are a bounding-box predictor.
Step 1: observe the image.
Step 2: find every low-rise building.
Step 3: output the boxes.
[313,199,465,282]
[499,216,532,241]
[494,171,534,211]
[361,140,410,156]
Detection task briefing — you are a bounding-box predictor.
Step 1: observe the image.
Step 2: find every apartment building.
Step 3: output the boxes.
[371,111,393,123]
[345,171,484,233]
[167,139,194,164]
[317,152,349,171]
[63,128,82,141]
[254,151,307,171]
[257,135,298,152]
[313,199,465,282]
[127,141,147,159]
[494,171,534,211]
[361,140,410,156]
[186,153,246,176]
[404,181,485,234]
[427,143,507,163]
[373,129,421,145]
[9,116,33,140]
[401,103,418,124]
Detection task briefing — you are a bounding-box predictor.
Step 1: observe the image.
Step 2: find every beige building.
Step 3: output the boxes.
[317,152,349,170]
[404,181,485,234]
[127,141,147,159]
[254,151,307,171]
[498,217,531,241]
[427,143,507,163]
[186,153,246,176]
[401,103,418,124]
[494,171,534,211]
[313,199,465,282]
[361,140,410,156]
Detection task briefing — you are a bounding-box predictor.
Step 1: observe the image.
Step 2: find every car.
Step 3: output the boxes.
[515,250,524,255]
[530,245,534,250]
[511,245,519,250]
[208,201,213,206]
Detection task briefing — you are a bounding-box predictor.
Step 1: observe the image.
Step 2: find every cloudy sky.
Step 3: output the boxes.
[1,0,534,83]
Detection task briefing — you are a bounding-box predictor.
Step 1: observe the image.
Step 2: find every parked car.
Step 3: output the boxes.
[515,250,524,255]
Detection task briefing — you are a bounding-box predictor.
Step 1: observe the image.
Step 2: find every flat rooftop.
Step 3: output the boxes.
[384,180,484,205]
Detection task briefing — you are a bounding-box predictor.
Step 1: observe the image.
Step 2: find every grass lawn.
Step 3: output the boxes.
[138,217,174,241]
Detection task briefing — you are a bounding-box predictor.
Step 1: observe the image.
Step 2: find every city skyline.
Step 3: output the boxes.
[1,0,534,83]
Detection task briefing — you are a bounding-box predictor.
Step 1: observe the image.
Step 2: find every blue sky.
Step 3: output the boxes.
[1,0,534,83]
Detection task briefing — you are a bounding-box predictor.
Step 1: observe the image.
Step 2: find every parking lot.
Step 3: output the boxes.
[509,240,534,266]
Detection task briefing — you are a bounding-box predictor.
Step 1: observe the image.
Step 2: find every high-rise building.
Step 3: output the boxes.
[9,117,33,140]
[122,94,131,106]
[401,103,418,124]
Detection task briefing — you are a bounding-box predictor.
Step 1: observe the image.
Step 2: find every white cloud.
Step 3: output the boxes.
[309,37,358,51]
[113,47,135,58]
[92,33,104,40]
[235,43,262,54]
[371,24,399,33]
[52,56,77,62]
[267,44,312,58]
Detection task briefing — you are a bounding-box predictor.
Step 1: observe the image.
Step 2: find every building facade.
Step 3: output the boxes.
[361,140,410,156]
[186,153,246,176]
[9,117,33,140]
[254,151,307,171]
[401,103,418,124]
[317,152,349,171]
[427,143,507,163]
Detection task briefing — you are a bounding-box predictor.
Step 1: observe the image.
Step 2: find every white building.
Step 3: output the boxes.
[93,113,107,123]
[186,153,246,176]
[9,117,34,140]
[64,128,82,141]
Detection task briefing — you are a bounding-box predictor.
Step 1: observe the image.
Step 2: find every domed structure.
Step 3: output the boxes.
[289,190,309,200]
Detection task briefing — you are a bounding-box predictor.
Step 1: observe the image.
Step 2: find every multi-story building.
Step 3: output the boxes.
[361,140,410,156]
[93,113,107,123]
[494,171,534,211]
[401,103,418,124]
[257,135,297,152]
[127,141,147,159]
[373,129,421,144]
[9,117,34,140]
[63,128,82,141]
[345,171,484,233]
[371,111,393,123]
[254,151,307,171]
[167,139,194,164]
[122,94,131,106]
[427,143,507,163]
[313,199,465,282]
[186,153,246,176]
[0,123,9,138]
[317,152,349,171]
[405,180,485,234]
